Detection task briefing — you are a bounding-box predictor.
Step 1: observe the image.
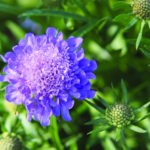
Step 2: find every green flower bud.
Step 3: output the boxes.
[0,136,22,150]
[132,0,150,19]
[105,103,135,128]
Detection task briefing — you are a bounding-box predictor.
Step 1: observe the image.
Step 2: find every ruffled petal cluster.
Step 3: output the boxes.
[0,27,97,126]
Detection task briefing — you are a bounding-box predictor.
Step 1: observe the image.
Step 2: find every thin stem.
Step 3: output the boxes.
[121,128,130,150]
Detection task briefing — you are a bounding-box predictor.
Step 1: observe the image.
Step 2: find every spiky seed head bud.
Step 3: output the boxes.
[105,103,135,128]
[0,136,22,150]
[132,0,150,20]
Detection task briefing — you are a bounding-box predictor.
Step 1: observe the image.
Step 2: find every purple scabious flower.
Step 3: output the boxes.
[0,27,97,126]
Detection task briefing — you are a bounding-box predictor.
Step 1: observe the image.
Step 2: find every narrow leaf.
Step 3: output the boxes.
[88,125,111,135]
[85,118,107,125]
[72,17,107,37]
[121,79,129,104]
[140,48,150,58]
[111,83,118,103]
[19,9,88,21]
[123,17,138,32]
[136,20,145,50]
[84,99,105,114]
[116,128,122,141]
[97,95,109,108]
[0,3,23,15]
[134,113,150,123]
[134,101,150,113]
[129,125,147,133]
[112,1,131,10]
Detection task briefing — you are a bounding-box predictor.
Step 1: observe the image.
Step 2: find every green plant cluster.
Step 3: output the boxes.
[0,0,150,150]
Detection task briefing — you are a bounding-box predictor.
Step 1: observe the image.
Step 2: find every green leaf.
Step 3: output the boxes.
[6,21,25,40]
[134,113,150,123]
[112,1,131,10]
[19,9,88,21]
[121,79,129,104]
[88,125,111,135]
[85,118,107,125]
[113,13,134,26]
[84,99,105,114]
[72,17,107,37]
[140,48,150,58]
[111,83,118,103]
[116,127,122,141]
[134,101,150,113]
[129,125,147,133]
[97,95,109,108]
[0,3,23,15]
[136,20,145,50]
[122,17,138,32]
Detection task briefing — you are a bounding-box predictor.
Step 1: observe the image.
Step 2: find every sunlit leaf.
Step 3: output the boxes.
[136,20,145,50]
[129,125,147,133]
[116,127,122,141]
[134,101,150,113]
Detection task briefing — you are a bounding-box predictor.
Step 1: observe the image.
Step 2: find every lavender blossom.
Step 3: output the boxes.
[0,27,97,126]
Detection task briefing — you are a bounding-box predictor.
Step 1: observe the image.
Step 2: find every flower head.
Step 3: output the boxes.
[132,0,150,19]
[105,103,135,128]
[0,27,97,126]
[0,136,22,150]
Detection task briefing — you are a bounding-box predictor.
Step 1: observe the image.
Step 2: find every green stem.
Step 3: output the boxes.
[121,128,130,150]
[49,116,64,150]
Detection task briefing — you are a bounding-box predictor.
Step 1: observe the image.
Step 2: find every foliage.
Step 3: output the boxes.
[0,0,150,149]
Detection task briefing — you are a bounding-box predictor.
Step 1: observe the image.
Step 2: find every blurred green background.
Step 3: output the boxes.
[0,0,150,149]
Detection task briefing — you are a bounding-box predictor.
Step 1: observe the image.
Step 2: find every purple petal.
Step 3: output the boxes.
[67,37,83,52]
[0,55,7,62]
[61,105,72,121]
[46,27,57,38]
[62,97,74,109]
[25,33,36,47]
[53,105,60,117]
[77,48,84,61]
[86,72,96,79]
[4,52,16,61]
[5,85,16,94]
[87,90,96,99]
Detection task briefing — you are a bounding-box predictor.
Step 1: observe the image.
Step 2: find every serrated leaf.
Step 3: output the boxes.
[84,99,105,114]
[85,118,107,125]
[19,9,88,21]
[121,79,129,104]
[129,125,147,133]
[88,125,111,135]
[72,17,107,37]
[136,20,145,50]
